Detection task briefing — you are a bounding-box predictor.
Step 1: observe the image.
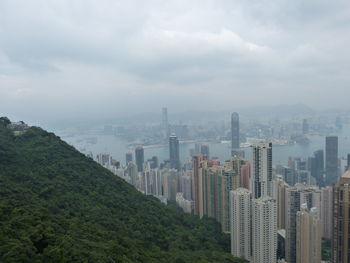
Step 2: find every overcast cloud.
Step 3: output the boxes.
[0,0,350,122]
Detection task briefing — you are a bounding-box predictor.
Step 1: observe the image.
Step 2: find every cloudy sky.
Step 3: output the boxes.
[0,0,350,122]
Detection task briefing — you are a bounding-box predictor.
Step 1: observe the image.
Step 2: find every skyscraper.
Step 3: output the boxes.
[230,188,251,261]
[231,112,240,150]
[125,152,133,165]
[251,142,273,199]
[201,160,238,233]
[192,154,205,216]
[200,144,210,158]
[285,184,321,263]
[310,149,324,185]
[127,162,138,187]
[321,186,333,239]
[169,134,180,170]
[332,170,350,263]
[296,205,321,263]
[162,107,169,139]
[135,146,144,172]
[252,196,277,263]
[272,176,288,230]
[240,162,251,190]
[325,136,338,185]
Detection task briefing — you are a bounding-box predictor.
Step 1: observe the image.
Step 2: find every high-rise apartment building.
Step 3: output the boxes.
[285,184,321,263]
[272,176,289,230]
[192,154,205,216]
[231,112,240,150]
[127,162,138,187]
[240,162,251,190]
[251,142,273,199]
[201,161,236,232]
[252,196,277,263]
[326,136,338,185]
[225,157,247,190]
[296,205,321,263]
[135,146,144,172]
[321,186,333,239]
[169,134,180,170]
[332,171,350,263]
[230,188,251,261]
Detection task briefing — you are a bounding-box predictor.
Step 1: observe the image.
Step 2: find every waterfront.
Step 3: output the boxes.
[59,125,350,166]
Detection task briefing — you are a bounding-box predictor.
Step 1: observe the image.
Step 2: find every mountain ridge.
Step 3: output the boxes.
[0,117,246,263]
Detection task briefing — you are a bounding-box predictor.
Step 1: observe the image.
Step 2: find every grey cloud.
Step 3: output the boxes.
[0,0,350,122]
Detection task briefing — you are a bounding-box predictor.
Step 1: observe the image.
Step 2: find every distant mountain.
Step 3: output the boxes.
[0,117,246,263]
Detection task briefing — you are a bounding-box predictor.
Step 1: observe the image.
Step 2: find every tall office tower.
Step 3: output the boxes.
[272,176,289,230]
[231,112,240,150]
[194,143,202,154]
[127,162,138,187]
[321,186,333,239]
[240,162,251,190]
[192,154,205,215]
[288,157,298,186]
[251,142,273,199]
[347,153,350,170]
[252,197,277,263]
[169,134,180,170]
[125,152,133,165]
[135,146,144,172]
[162,107,169,139]
[282,166,294,186]
[285,184,321,263]
[200,144,210,158]
[302,119,309,134]
[325,136,338,185]
[230,188,251,261]
[296,205,321,263]
[310,150,324,186]
[150,156,158,169]
[332,171,350,263]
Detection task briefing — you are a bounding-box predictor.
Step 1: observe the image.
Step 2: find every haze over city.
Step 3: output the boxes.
[1,0,350,125]
[2,1,350,263]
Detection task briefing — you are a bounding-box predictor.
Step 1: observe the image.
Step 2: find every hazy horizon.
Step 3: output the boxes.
[1,0,350,124]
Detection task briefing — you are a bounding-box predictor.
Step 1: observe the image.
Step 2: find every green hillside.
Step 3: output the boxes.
[0,117,246,263]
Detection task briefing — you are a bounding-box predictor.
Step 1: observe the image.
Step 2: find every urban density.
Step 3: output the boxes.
[73,108,350,263]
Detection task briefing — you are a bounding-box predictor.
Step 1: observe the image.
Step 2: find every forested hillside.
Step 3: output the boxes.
[0,117,246,263]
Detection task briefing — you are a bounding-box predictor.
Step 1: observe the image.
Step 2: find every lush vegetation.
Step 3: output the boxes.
[0,117,246,263]
[322,238,331,261]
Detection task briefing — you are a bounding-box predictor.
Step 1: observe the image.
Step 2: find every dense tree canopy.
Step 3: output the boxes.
[0,119,247,263]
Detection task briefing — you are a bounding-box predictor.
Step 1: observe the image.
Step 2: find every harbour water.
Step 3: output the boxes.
[60,125,350,166]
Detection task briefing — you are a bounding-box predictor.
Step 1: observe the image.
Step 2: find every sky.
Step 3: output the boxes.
[0,0,350,123]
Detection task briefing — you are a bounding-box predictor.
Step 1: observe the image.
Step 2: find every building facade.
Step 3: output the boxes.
[251,142,273,199]
[230,188,251,261]
[252,196,277,263]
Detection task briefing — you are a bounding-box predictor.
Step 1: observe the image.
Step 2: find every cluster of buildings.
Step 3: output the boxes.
[92,111,350,263]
